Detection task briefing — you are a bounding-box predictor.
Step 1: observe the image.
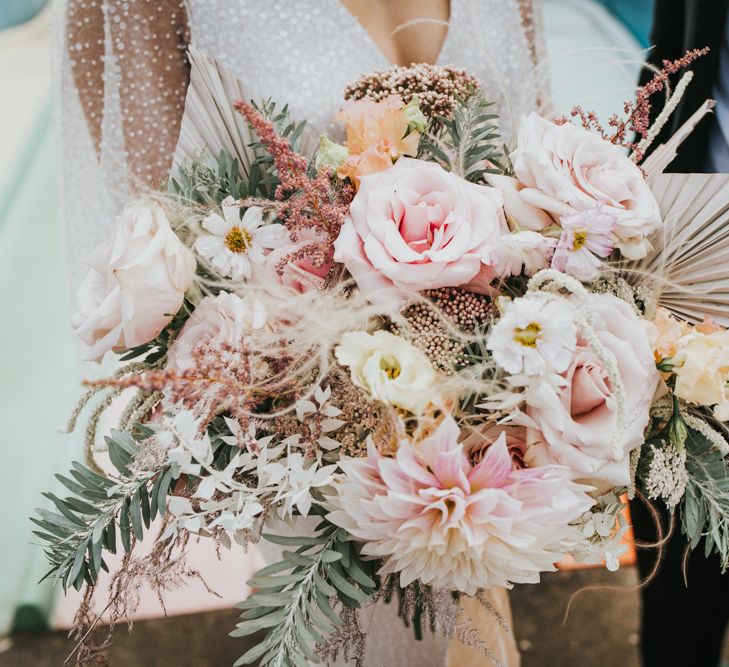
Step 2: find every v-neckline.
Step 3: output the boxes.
[333,0,455,68]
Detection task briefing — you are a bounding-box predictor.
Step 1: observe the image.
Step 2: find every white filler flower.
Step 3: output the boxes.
[487,295,577,376]
[195,196,286,281]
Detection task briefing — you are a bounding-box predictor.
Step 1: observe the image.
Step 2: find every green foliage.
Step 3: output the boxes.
[419,92,504,183]
[681,425,729,569]
[667,396,688,451]
[232,511,377,667]
[248,99,311,195]
[170,149,251,205]
[170,100,308,206]
[32,430,175,591]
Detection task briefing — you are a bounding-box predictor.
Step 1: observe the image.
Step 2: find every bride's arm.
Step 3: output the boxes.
[517,0,542,70]
[66,0,191,188]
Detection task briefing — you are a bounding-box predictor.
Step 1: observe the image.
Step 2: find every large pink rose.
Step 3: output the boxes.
[73,203,196,361]
[524,293,660,487]
[333,157,508,296]
[512,112,661,260]
[166,291,266,372]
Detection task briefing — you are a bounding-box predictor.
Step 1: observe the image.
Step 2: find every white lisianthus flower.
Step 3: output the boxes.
[314,135,349,172]
[673,330,729,421]
[485,173,554,232]
[487,295,577,376]
[195,197,287,281]
[335,330,439,414]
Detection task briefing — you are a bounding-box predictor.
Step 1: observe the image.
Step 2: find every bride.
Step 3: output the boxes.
[59,1,547,664]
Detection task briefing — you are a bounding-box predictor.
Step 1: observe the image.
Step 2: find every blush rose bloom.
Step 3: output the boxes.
[256,228,332,294]
[333,158,508,296]
[166,291,266,372]
[73,203,196,361]
[512,112,662,260]
[524,293,660,487]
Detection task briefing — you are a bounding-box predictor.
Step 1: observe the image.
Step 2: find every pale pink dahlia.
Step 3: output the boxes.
[327,416,593,593]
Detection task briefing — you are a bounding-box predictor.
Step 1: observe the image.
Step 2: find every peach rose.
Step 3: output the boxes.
[652,307,691,361]
[524,293,660,487]
[337,95,419,158]
[512,112,662,260]
[166,292,266,372]
[73,203,196,361]
[673,330,729,421]
[336,144,394,187]
[333,157,508,296]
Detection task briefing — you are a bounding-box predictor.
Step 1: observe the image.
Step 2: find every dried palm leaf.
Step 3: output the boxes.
[624,172,729,326]
[173,46,259,175]
[641,100,715,179]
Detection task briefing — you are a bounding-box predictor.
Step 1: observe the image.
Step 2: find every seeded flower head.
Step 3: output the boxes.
[344,63,479,119]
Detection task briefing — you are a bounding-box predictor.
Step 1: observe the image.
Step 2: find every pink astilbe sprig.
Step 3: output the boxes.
[86,341,301,442]
[233,100,354,280]
[569,47,709,161]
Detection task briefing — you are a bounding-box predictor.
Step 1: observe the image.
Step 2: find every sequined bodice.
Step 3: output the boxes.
[185,0,539,142]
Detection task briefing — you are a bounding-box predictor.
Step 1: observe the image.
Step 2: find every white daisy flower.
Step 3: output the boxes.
[195,197,287,281]
[487,294,577,376]
[551,206,617,281]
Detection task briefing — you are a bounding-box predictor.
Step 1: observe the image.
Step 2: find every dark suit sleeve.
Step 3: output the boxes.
[638,0,687,157]
[640,0,729,171]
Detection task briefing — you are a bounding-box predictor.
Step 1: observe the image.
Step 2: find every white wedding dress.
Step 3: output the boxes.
[57,1,546,664]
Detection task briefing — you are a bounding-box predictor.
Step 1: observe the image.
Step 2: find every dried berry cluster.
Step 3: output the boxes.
[344,62,479,119]
[393,287,492,372]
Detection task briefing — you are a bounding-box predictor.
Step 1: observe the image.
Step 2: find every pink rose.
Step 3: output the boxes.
[73,203,196,361]
[462,424,529,469]
[524,293,660,487]
[485,174,553,232]
[512,113,661,260]
[166,291,266,372]
[333,157,508,296]
[256,228,332,294]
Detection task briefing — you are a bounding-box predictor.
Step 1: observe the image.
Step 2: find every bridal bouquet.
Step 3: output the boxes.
[37,48,729,666]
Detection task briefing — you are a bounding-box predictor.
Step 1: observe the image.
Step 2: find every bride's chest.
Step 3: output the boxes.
[183,0,536,140]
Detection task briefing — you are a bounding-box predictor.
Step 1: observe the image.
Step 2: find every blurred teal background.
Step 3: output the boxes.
[597,0,654,46]
[0,0,82,637]
[0,0,48,30]
[0,0,655,641]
